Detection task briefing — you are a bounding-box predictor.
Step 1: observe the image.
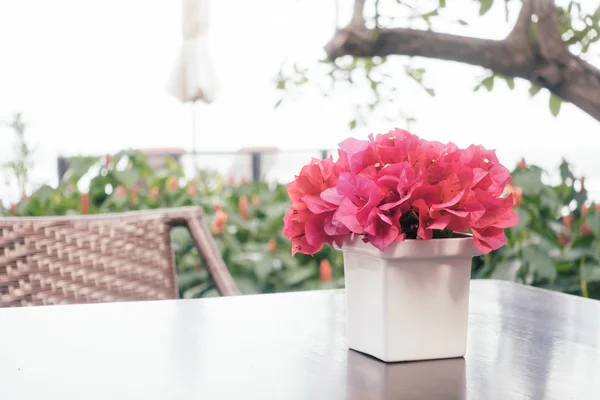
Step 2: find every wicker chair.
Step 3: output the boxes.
[0,207,239,307]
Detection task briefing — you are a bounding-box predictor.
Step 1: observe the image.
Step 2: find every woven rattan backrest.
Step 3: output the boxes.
[0,207,239,307]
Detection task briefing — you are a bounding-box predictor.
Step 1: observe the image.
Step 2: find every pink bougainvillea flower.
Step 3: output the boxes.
[283,203,323,255]
[334,173,384,233]
[338,137,371,174]
[377,162,418,214]
[471,226,507,254]
[284,128,519,255]
[471,190,519,230]
[412,199,451,240]
[363,207,403,251]
[287,156,339,203]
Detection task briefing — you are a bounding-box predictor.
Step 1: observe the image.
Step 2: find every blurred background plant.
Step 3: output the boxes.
[2,148,599,300]
[473,159,600,298]
[2,113,34,198]
[1,149,343,298]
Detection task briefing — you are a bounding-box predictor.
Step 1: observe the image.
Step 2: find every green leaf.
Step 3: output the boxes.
[182,283,211,299]
[583,263,600,283]
[491,259,521,281]
[585,213,600,237]
[439,0,446,7]
[559,159,572,183]
[425,88,436,97]
[178,270,209,293]
[529,84,542,97]
[504,77,515,90]
[233,276,260,294]
[114,169,140,187]
[512,169,544,195]
[457,19,469,26]
[540,186,562,210]
[549,94,562,117]
[349,120,357,130]
[482,76,494,91]
[515,208,531,229]
[32,185,53,204]
[283,266,315,286]
[254,262,273,282]
[480,0,494,15]
[560,248,597,262]
[523,247,557,281]
[274,98,283,109]
[200,288,220,298]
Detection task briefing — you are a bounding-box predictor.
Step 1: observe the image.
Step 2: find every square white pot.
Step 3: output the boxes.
[341,236,481,363]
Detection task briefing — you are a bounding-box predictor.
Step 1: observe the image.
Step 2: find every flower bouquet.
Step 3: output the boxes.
[283,128,518,362]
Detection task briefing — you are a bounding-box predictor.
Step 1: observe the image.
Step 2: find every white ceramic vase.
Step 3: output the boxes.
[340,235,481,363]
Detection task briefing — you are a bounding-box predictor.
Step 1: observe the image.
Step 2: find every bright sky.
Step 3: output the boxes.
[0,0,599,203]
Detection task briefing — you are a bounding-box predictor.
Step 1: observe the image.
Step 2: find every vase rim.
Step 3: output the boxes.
[337,234,481,260]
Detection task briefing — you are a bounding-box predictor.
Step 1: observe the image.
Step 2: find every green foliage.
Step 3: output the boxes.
[2,113,34,196]
[472,159,600,299]
[549,94,563,117]
[275,0,600,127]
[4,150,599,300]
[2,150,343,298]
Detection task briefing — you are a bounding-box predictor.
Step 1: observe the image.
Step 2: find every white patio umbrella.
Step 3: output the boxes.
[167,0,218,159]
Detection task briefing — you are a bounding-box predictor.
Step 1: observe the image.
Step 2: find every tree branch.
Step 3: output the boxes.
[533,0,570,63]
[324,0,600,123]
[325,28,531,78]
[352,0,366,26]
[507,0,533,42]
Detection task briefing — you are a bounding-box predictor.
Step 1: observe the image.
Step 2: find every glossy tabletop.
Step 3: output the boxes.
[0,280,599,399]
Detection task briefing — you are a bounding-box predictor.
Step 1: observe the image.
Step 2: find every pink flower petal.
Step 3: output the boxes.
[302,194,337,214]
[472,226,506,254]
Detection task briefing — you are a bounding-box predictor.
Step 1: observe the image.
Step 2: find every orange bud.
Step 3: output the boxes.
[81,193,90,214]
[517,158,527,170]
[166,176,178,191]
[558,233,571,246]
[267,239,277,254]
[213,203,222,212]
[187,183,197,196]
[582,204,590,216]
[506,183,523,207]
[320,260,332,282]
[581,203,600,217]
[239,196,250,220]
[562,215,573,230]
[115,185,126,197]
[211,209,228,234]
[195,264,202,271]
[251,195,260,206]
[104,154,111,169]
[10,204,16,214]
[130,186,139,204]
[149,186,160,201]
[580,223,593,237]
